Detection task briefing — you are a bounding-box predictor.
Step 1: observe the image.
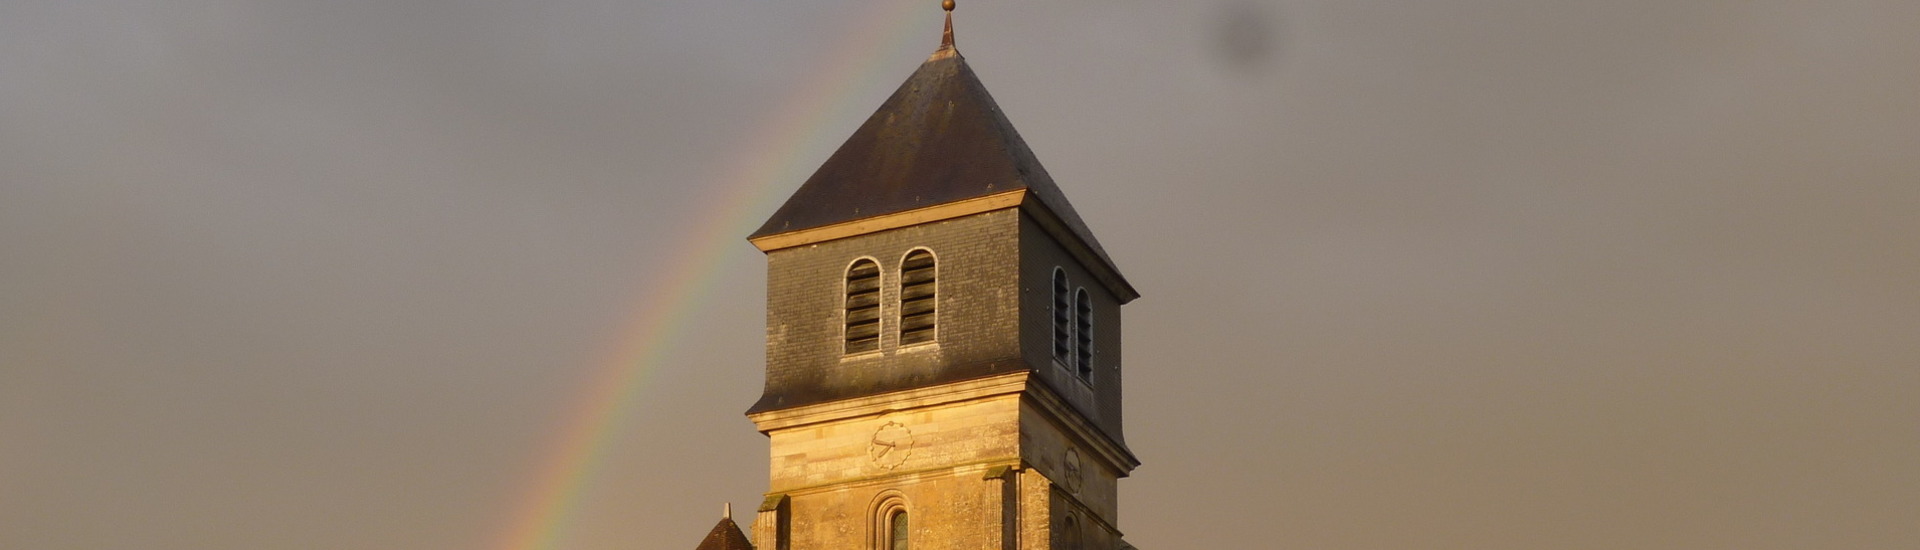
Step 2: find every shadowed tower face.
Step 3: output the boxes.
[740,6,1142,550]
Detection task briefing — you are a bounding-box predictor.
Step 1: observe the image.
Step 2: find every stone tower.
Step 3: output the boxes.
[742,7,1140,550]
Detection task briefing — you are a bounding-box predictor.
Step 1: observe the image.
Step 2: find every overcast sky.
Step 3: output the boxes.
[4,1,1918,549]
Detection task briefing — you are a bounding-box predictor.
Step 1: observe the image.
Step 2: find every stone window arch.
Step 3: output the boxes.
[871,491,910,550]
[1052,268,1072,367]
[844,258,882,354]
[897,249,938,346]
[887,509,910,550]
[1060,513,1083,550]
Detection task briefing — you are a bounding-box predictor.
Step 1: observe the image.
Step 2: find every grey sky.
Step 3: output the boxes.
[3,1,1917,548]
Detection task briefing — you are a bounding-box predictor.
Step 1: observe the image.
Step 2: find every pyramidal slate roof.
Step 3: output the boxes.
[750,22,1127,287]
[691,515,753,550]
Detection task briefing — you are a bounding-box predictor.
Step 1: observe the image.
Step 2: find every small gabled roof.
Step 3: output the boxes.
[749,23,1131,297]
[691,515,752,550]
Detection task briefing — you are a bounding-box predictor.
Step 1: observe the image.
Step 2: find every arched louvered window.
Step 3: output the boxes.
[1075,288,1093,382]
[1052,268,1072,366]
[898,250,937,346]
[888,510,910,550]
[1061,514,1083,550]
[844,259,882,354]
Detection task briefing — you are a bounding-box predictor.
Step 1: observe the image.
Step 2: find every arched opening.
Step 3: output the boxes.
[1061,513,1082,550]
[845,259,882,354]
[871,491,910,550]
[1052,268,1072,366]
[898,250,937,346]
[1074,288,1093,382]
[887,509,910,550]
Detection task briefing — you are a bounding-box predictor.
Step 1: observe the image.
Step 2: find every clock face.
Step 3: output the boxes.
[868,421,914,470]
[1063,448,1083,494]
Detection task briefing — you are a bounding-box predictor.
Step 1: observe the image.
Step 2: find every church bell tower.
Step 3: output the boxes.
[742,4,1141,549]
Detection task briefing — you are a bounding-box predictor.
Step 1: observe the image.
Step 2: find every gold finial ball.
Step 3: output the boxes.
[943,0,955,12]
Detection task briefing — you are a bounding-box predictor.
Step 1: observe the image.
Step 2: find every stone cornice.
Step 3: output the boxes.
[746,371,1032,432]
[748,190,1025,252]
[1021,374,1142,476]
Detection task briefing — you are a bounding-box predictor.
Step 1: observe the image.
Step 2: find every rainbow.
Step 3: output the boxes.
[494,5,936,550]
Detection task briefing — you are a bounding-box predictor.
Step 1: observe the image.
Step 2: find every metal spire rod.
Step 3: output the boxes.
[940,1,956,49]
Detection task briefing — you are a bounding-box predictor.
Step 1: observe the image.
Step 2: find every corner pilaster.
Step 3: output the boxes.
[1017,468,1053,550]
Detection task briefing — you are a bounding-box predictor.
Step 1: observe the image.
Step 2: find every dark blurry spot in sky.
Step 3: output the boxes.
[1213,1,1279,72]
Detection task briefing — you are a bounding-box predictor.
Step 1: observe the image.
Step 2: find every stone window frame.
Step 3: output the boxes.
[895,247,940,349]
[1051,267,1073,370]
[843,256,885,356]
[870,490,911,550]
[1060,511,1083,550]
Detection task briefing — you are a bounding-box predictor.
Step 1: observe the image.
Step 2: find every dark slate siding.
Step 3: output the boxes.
[749,206,1130,456]
[1017,212,1126,448]
[750,209,1025,414]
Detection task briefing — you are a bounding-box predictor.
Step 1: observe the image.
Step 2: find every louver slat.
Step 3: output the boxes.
[847,306,880,324]
[901,283,935,300]
[900,329,934,345]
[846,292,881,309]
[898,298,936,316]
[846,276,881,294]
[846,322,881,340]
